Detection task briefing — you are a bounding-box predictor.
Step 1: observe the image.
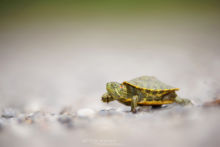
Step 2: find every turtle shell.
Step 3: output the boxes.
[125,76,178,89]
[123,76,179,96]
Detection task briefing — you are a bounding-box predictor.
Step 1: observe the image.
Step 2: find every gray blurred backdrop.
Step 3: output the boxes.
[0,0,220,111]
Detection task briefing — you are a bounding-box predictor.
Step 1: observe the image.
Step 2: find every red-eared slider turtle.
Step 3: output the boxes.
[102,76,192,113]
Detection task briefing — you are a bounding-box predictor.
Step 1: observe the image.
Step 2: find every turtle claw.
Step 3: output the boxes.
[131,109,137,113]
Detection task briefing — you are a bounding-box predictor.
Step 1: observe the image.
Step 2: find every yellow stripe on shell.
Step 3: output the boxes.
[123,98,174,105]
[122,81,179,92]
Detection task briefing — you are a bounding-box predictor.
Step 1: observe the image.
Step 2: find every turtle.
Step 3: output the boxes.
[101,76,192,113]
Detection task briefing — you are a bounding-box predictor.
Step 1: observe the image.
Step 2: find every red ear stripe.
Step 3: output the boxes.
[120,85,123,89]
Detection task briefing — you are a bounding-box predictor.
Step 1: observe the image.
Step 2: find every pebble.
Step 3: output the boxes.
[17,114,26,124]
[1,108,17,118]
[25,111,44,124]
[58,115,74,128]
[77,108,95,119]
[98,108,120,116]
[203,99,220,107]
[0,118,4,131]
[59,106,74,115]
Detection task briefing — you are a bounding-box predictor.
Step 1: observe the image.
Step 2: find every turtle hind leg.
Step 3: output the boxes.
[131,95,138,113]
[175,97,193,105]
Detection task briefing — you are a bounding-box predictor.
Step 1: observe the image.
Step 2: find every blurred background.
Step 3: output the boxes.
[0,0,220,147]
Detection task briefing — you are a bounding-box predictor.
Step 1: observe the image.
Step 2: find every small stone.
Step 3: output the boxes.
[0,119,5,131]
[1,108,17,118]
[77,108,95,119]
[25,111,40,124]
[98,108,120,116]
[58,115,74,128]
[60,106,74,115]
[23,111,48,125]
[17,114,26,124]
[98,109,113,116]
[203,99,220,107]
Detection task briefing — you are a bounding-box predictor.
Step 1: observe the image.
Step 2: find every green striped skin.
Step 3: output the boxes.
[102,76,179,106]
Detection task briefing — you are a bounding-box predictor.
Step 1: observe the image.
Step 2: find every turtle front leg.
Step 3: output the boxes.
[175,97,193,105]
[131,95,138,113]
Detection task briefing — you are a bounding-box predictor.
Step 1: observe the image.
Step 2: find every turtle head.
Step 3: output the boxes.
[105,82,127,100]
